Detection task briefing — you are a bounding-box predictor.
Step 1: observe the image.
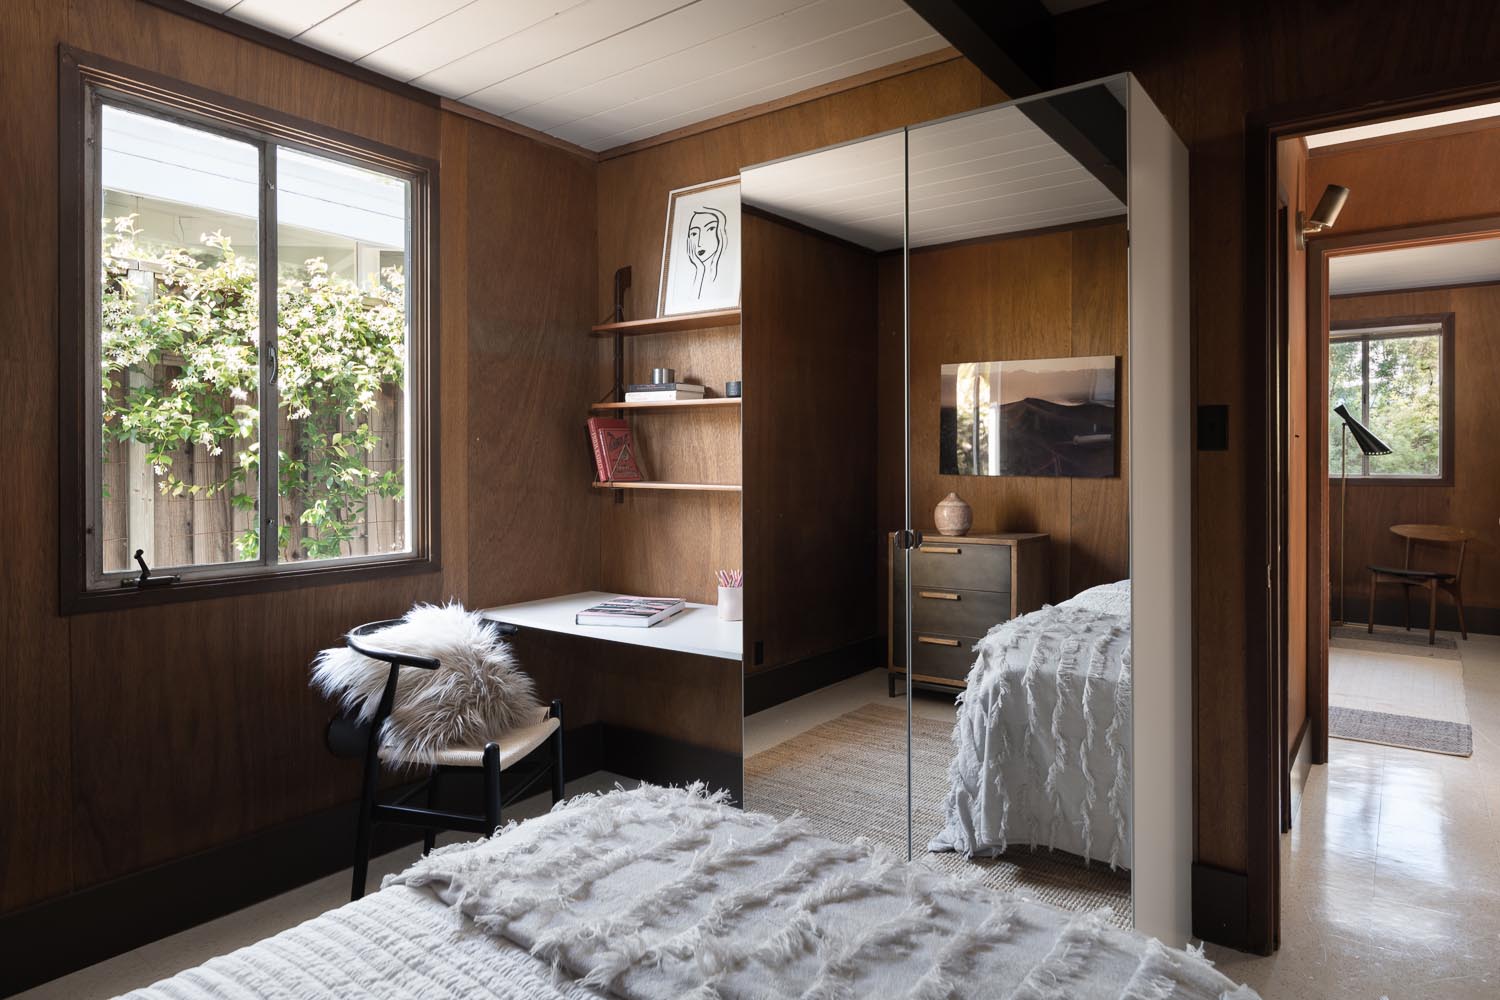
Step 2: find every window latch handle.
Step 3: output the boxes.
[122,549,179,589]
[267,344,279,381]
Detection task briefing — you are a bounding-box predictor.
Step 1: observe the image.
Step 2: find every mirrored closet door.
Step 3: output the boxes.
[900,83,1134,927]
[738,128,913,855]
[737,74,1189,943]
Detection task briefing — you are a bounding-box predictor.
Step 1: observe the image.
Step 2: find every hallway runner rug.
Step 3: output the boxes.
[1329,705,1473,757]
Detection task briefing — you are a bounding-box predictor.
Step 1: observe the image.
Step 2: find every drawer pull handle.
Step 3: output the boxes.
[920,545,961,555]
[919,590,960,601]
[917,635,960,647]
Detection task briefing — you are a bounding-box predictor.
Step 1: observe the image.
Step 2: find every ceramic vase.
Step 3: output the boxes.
[934,492,973,537]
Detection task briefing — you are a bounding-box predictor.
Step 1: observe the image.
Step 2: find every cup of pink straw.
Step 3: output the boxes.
[716,569,743,622]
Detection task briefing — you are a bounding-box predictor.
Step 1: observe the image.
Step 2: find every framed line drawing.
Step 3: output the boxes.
[657,177,741,317]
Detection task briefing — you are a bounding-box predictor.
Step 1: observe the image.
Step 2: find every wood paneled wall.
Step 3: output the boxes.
[593,58,1003,607]
[1328,285,1500,624]
[1305,121,1500,632]
[1048,0,1500,938]
[742,212,879,675]
[0,0,596,914]
[875,220,1131,629]
[1308,124,1500,237]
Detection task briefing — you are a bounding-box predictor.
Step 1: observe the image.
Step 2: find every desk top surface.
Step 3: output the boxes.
[479,591,742,661]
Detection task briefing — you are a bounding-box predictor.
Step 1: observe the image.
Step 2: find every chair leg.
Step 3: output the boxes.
[1367,577,1377,634]
[351,762,380,902]
[549,699,565,806]
[1404,583,1412,631]
[422,769,440,855]
[482,743,503,835]
[1428,583,1439,645]
[1453,584,1468,640]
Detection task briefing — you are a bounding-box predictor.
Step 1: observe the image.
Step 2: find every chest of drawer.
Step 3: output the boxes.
[908,539,1012,592]
[909,586,1011,637]
[891,631,979,681]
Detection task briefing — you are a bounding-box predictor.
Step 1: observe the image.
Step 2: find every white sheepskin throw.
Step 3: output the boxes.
[312,603,542,766]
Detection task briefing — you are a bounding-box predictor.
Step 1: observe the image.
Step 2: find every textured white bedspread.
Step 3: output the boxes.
[120,883,604,1000]
[391,784,1249,1000]
[929,582,1133,868]
[125,781,1253,1000]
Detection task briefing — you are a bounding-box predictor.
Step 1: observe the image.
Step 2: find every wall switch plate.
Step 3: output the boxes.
[1198,404,1229,451]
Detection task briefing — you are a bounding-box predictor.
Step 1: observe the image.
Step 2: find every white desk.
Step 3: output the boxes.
[480,591,742,662]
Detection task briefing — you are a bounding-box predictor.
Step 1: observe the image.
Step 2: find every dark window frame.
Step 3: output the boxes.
[1328,312,1454,487]
[59,47,441,614]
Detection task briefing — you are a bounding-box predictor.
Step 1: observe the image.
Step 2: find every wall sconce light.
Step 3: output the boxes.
[1298,184,1350,249]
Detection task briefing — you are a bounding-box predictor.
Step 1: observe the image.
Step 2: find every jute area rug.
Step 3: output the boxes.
[744,702,1132,928]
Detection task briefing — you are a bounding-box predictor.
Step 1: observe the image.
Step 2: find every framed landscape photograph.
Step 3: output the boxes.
[657,177,741,317]
[940,355,1119,477]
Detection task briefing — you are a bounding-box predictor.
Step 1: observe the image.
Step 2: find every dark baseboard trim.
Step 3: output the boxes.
[1192,862,1254,953]
[1341,597,1500,637]
[0,723,604,996]
[601,724,743,804]
[744,636,884,715]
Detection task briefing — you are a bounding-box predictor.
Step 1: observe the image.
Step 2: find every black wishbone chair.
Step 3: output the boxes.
[326,618,564,900]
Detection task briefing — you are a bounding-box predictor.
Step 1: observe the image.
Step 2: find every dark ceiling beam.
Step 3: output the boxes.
[903,0,1057,98]
[1021,86,1128,203]
[905,0,1126,204]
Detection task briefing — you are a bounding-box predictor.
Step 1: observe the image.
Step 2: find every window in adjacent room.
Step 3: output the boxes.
[67,57,435,606]
[1328,320,1451,480]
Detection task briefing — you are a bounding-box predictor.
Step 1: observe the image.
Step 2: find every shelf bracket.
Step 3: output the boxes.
[611,266,631,403]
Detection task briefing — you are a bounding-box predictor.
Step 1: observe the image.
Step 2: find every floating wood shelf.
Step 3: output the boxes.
[591,397,742,412]
[592,481,742,493]
[590,309,741,336]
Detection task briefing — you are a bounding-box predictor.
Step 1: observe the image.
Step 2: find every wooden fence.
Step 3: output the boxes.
[101,366,405,572]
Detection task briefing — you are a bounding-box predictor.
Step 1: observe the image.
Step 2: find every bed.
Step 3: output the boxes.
[120,782,1251,1000]
[929,581,1133,869]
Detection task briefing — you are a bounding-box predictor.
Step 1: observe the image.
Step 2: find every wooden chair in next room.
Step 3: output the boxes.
[1367,523,1475,645]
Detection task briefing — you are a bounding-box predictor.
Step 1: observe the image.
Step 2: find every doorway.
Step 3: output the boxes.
[1255,96,1500,977]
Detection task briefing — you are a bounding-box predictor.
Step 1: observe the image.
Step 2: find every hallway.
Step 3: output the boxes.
[1207,633,1500,998]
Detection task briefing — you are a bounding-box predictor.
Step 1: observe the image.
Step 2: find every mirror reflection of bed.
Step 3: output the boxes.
[739,86,1135,925]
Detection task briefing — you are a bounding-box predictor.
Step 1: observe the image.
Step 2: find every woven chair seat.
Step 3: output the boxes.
[379,705,559,770]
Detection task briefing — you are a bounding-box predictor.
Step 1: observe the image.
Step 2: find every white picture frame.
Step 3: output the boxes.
[657,177,741,317]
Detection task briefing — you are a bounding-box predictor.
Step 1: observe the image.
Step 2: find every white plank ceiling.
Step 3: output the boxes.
[1329,237,1500,296]
[191,0,948,151]
[741,102,1125,251]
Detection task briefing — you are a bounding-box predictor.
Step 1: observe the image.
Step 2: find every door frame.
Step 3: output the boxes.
[1306,218,1495,764]
[1246,78,1500,955]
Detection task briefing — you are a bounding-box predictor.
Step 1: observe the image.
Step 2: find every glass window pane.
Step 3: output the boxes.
[1328,338,1363,476]
[99,104,261,573]
[275,147,410,562]
[1367,334,1441,477]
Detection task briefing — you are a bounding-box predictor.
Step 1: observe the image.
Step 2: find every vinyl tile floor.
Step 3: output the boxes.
[1205,631,1500,1000]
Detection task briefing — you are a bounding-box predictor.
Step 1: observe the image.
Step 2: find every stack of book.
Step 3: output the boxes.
[624,381,705,402]
[587,416,645,482]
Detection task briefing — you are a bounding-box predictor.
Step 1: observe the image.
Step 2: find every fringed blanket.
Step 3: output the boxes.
[387,784,1251,1000]
[930,582,1133,869]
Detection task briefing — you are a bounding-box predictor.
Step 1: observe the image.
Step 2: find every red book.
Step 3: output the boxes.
[585,419,609,480]
[587,417,646,482]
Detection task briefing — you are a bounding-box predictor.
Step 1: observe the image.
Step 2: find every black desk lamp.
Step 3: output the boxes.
[1333,402,1392,625]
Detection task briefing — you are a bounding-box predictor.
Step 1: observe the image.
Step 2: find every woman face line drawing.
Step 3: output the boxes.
[685,206,726,297]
